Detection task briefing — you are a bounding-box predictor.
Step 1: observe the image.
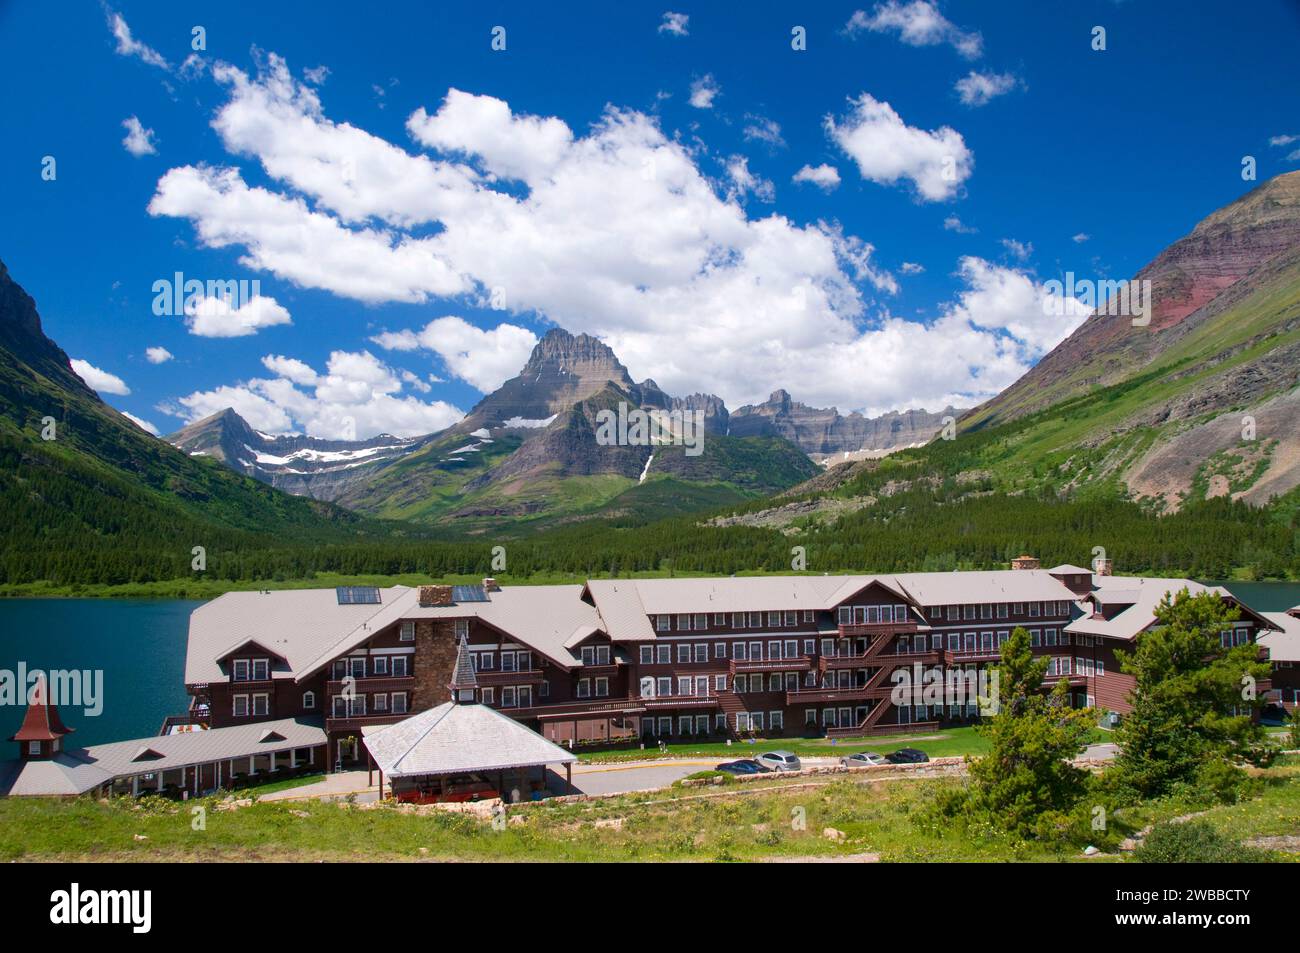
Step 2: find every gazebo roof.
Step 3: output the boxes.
[362,702,577,779]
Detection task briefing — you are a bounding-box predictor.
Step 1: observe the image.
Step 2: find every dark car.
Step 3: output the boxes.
[885,747,930,764]
[716,759,767,775]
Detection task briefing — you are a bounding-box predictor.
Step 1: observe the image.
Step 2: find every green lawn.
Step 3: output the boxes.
[1,759,1293,862]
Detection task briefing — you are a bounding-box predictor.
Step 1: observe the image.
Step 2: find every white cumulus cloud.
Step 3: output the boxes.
[954,70,1020,107]
[71,359,130,395]
[827,94,973,201]
[846,1,982,59]
[658,12,690,36]
[121,116,158,156]
[792,164,841,191]
[184,294,292,338]
[688,74,721,109]
[145,346,173,364]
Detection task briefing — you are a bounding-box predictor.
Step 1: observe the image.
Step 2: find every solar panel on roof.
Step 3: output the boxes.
[336,586,381,605]
[451,584,489,603]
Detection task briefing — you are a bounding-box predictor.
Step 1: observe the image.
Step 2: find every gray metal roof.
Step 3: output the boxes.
[1065,578,1229,641]
[1261,612,1300,662]
[0,717,327,796]
[362,702,577,778]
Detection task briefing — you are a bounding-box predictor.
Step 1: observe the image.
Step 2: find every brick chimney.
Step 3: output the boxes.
[482,577,500,592]
[1093,559,1113,576]
[418,585,454,607]
[1011,554,1040,571]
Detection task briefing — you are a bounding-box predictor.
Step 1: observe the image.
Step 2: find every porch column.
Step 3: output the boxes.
[249,755,255,775]
[157,771,164,792]
[269,751,276,773]
[131,775,140,797]
[217,760,222,789]
[565,762,572,790]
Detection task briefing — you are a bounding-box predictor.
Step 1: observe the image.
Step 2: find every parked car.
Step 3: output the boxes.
[840,751,888,768]
[716,759,766,775]
[756,751,802,772]
[884,747,930,764]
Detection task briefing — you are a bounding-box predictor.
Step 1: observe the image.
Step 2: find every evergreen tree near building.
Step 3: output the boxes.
[1112,589,1274,801]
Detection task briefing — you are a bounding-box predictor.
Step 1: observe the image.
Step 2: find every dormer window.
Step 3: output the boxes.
[233,659,249,681]
[454,619,469,639]
[302,691,316,709]
[252,658,269,681]
[400,621,415,641]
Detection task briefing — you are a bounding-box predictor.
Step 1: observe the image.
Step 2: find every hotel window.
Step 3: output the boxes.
[716,713,728,731]
[766,611,780,627]
[399,621,415,642]
[1060,632,1071,646]
[801,639,814,655]
[946,633,960,651]
[480,687,494,705]
[503,651,519,672]
[784,611,797,626]
[838,606,852,625]
[785,639,799,658]
[714,613,727,626]
[1045,628,1058,646]
[656,644,671,664]
[736,712,750,732]
[734,675,747,693]
[678,677,693,696]
[233,659,249,681]
[821,638,835,656]
[390,655,407,678]
[640,645,654,665]
[1029,628,1041,647]
[963,605,975,620]
[980,604,992,620]
[947,606,959,620]
[454,620,469,639]
[750,712,764,731]
[677,643,691,663]
[373,656,389,675]
[252,694,269,717]
[348,696,366,717]
[997,603,1008,619]
[805,709,817,726]
[657,677,672,696]
[580,646,594,666]
[896,605,909,622]
[770,711,784,730]
[714,642,727,659]
[539,680,550,698]
[656,615,670,632]
[374,693,388,712]
[475,652,493,671]
[350,657,366,678]
[595,677,609,697]
[714,674,727,691]
[694,613,708,629]
[233,695,249,717]
[997,630,1009,646]
[1096,660,1104,676]
[732,642,747,660]
[252,658,269,680]
[732,612,745,629]
[822,708,836,727]
[766,640,780,660]
[803,610,814,622]
[1029,602,1040,618]
[767,674,781,691]
[693,643,708,662]
[1013,603,1024,615]
[302,691,316,709]
[677,614,691,631]
[980,632,994,652]
[575,680,590,700]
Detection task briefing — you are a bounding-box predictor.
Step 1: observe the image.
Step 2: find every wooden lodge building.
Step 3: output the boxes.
[175,560,1282,770]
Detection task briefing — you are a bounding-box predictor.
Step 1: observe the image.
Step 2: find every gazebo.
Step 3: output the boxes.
[362,635,578,803]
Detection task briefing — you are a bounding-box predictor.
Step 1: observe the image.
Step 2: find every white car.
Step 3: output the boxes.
[840,751,888,768]
[756,751,802,772]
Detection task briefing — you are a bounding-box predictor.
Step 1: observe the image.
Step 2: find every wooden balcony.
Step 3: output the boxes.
[837,621,918,638]
[785,685,878,705]
[943,648,1002,664]
[512,698,646,720]
[728,656,812,676]
[325,712,410,733]
[474,668,545,686]
[641,693,720,710]
[820,649,942,671]
[326,676,415,695]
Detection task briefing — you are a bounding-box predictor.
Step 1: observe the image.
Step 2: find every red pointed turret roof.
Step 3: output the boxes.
[10,676,73,742]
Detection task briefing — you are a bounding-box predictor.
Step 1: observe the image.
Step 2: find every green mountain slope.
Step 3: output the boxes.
[0,259,402,586]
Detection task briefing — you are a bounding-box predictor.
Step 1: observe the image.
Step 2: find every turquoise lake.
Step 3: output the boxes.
[0,581,1296,748]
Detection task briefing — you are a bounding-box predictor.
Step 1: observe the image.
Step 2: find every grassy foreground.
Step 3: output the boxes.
[2,759,1296,863]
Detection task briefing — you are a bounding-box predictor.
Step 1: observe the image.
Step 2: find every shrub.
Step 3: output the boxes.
[1134,820,1270,863]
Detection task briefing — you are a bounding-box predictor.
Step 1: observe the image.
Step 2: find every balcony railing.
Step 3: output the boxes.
[785,684,878,704]
[820,648,942,670]
[474,668,546,686]
[325,712,411,732]
[943,648,1003,664]
[513,698,647,719]
[728,656,812,676]
[837,621,918,638]
[326,675,415,695]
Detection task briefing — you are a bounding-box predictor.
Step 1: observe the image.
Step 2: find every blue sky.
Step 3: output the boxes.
[2,1,1298,439]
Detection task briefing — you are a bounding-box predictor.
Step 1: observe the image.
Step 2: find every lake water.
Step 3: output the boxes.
[0,580,1296,750]
[0,599,198,748]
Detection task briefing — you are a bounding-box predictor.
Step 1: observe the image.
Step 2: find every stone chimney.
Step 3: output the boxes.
[1093,558,1113,576]
[418,585,454,607]
[1011,554,1040,571]
[482,577,500,592]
